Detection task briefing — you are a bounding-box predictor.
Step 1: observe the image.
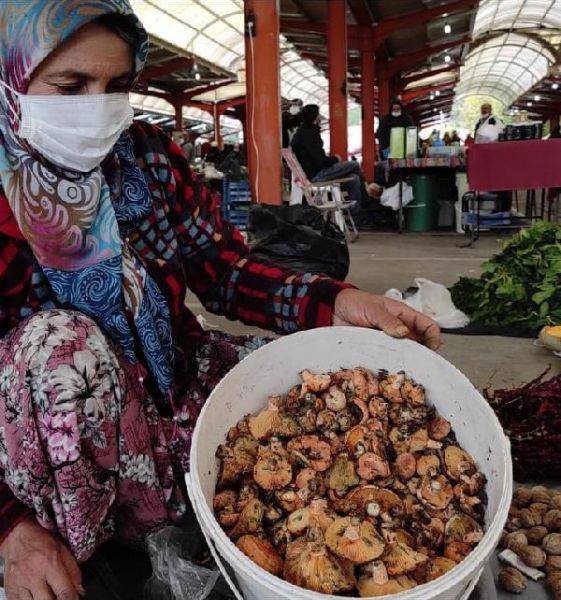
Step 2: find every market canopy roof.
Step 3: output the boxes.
[129,0,334,124]
[454,0,561,112]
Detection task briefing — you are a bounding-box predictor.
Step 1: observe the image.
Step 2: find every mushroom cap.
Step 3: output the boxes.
[444,541,472,563]
[444,445,476,480]
[236,535,284,575]
[382,542,429,576]
[300,369,332,393]
[325,517,385,564]
[416,454,441,477]
[217,435,259,486]
[287,435,333,472]
[275,487,307,513]
[254,449,293,491]
[394,452,417,481]
[346,486,403,516]
[345,425,370,454]
[409,428,429,453]
[357,575,416,597]
[357,453,391,481]
[248,406,301,441]
[228,498,265,539]
[419,475,454,510]
[445,514,484,545]
[284,538,356,594]
[213,489,238,512]
[328,453,360,492]
[415,556,457,584]
[428,417,451,441]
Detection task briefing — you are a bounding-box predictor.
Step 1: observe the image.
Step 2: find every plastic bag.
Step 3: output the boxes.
[380,182,414,211]
[248,204,350,280]
[476,116,503,143]
[385,278,470,329]
[144,526,220,600]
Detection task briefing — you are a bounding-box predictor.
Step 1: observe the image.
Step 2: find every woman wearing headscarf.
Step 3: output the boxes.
[0,2,439,598]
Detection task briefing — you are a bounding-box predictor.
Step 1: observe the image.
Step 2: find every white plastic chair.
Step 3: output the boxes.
[282,148,359,242]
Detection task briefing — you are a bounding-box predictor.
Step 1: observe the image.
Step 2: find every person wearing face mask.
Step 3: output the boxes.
[376,98,414,159]
[282,98,303,148]
[0,3,440,599]
[291,104,381,207]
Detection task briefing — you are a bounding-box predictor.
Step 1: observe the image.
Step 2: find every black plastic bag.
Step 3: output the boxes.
[247,204,350,280]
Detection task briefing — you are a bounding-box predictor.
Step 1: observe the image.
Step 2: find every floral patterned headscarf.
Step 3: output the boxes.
[0,1,175,393]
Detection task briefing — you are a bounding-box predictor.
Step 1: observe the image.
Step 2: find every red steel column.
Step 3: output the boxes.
[244,0,282,205]
[378,71,390,118]
[327,0,348,159]
[172,98,183,132]
[360,30,376,179]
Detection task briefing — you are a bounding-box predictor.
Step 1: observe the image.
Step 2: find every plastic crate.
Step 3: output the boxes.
[222,178,251,230]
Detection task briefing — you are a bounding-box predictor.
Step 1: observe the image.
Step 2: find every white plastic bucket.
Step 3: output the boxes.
[188,327,512,600]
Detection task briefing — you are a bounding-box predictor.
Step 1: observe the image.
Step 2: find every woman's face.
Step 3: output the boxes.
[27,21,133,96]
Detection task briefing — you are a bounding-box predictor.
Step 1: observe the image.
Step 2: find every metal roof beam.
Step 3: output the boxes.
[402,65,459,86]
[385,36,471,77]
[347,0,375,25]
[402,81,457,103]
[372,0,478,48]
[139,57,194,82]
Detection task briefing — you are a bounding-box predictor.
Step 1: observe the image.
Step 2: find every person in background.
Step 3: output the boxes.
[291,104,379,206]
[376,97,414,159]
[475,102,503,141]
[450,130,462,145]
[180,131,195,164]
[282,98,303,148]
[443,132,452,146]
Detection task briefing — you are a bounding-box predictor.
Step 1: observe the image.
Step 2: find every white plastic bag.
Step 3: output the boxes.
[380,182,414,211]
[385,278,470,329]
[475,116,503,143]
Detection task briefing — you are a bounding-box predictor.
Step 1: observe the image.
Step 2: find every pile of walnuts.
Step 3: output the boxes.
[213,368,487,597]
[499,486,561,597]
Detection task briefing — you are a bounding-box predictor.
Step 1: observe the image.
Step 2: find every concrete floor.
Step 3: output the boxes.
[187,232,561,391]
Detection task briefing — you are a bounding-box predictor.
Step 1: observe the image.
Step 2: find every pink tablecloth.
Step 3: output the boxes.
[467,139,561,191]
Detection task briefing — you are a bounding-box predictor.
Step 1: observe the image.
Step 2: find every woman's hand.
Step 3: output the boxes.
[1,516,84,600]
[333,289,441,350]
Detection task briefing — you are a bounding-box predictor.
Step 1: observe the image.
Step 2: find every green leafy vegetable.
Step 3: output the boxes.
[450,222,561,331]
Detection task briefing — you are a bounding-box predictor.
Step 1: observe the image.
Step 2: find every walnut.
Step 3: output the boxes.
[504,531,528,553]
[517,545,546,568]
[519,507,542,528]
[498,567,528,593]
[513,487,533,508]
[526,526,548,545]
[544,510,561,531]
[543,533,561,556]
[532,485,553,505]
[546,555,561,574]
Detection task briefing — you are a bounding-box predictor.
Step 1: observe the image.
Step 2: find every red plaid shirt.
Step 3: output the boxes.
[0,121,352,544]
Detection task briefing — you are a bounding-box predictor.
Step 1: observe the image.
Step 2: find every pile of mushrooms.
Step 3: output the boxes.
[213,368,486,596]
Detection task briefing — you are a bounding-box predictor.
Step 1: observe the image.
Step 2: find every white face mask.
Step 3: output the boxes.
[1,82,133,172]
[392,110,402,118]
[289,105,301,115]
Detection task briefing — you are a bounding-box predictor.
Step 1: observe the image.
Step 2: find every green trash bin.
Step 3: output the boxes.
[406,174,438,232]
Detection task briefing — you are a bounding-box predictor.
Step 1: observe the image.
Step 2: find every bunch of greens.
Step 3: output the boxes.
[451,222,561,330]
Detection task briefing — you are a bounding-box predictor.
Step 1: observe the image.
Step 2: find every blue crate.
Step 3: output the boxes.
[222,178,251,230]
